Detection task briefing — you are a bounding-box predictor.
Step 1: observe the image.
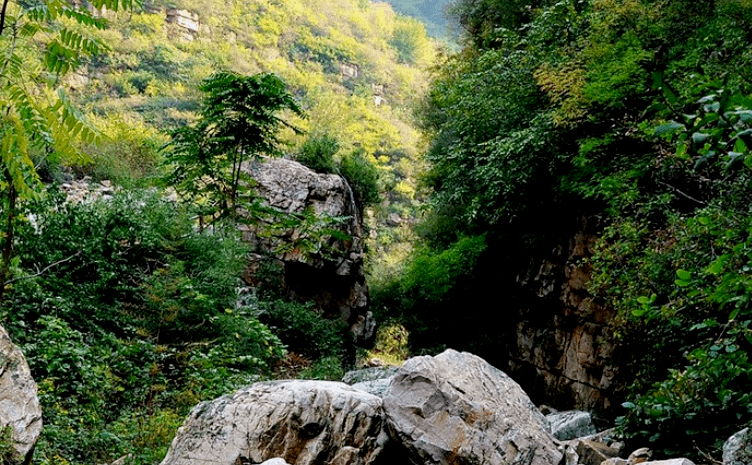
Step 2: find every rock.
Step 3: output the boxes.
[601,459,630,465]
[342,366,399,385]
[383,349,563,465]
[546,410,596,440]
[628,448,653,464]
[509,216,620,412]
[0,324,42,464]
[571,439,619,465]
[241,158,373,344]
[724,428,752,465]
[352,379,392,398]
[159,380,388,465]
[260,459,292,465]
[343,366,398,398]
[639,460,695,465]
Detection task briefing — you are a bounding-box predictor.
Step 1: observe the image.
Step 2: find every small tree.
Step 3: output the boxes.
[164,72,303,228]
[0,0,133,304]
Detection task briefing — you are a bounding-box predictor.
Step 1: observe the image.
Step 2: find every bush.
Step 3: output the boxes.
[340,148,380,208]
[258,299,349,361]
[295,134,339,174]
[1,188,287,465]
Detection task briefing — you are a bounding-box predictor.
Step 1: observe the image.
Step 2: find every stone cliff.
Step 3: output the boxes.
[510,216,622,414]
[240,158,374,344]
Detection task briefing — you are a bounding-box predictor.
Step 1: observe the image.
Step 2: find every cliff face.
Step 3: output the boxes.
[508,217,621,413]
[240,158,374,344]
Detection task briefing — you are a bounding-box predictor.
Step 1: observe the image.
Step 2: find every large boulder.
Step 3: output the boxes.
[383,349,563,465]
[159,380,388,465]
[0,324,42,464]
[241,158,374,344]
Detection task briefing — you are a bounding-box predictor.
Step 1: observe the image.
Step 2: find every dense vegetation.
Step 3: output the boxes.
[4,0,752,462]
[0,0,433,463]
[372,0,752,460]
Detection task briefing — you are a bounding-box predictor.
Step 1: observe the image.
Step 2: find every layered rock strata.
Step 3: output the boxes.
[511,215,620,411]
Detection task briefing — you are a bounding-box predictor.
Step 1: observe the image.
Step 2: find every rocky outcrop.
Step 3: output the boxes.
[0,324,42,464]
[160,380,388,465]
[241,158,373,344]
[383,349,563,465]
[511,215,620,411]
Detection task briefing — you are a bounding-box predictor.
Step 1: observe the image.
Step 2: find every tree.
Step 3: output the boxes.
[0,0,133,304]
[164,71,303,228]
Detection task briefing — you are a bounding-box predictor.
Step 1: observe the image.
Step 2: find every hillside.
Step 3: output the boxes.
[0,0,435,463]
[381,0,454,38]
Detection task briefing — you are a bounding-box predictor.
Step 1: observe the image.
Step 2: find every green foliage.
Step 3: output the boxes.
[1,189,286,465]
[164,71,303,227]
[372,235,497,356]
[298,356,345,381]
[389,16,430,65]
[364,321,409,365]
[258,299,348,361]
[295,135,380,209]
[340,148,380,209]
[295,133,340,174]
[0,425,14,464]
[404,0,752,458]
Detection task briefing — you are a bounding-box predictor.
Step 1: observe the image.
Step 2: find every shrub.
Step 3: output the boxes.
[295,134,339,174]
[340,148,380,208]
[258,299,349,361]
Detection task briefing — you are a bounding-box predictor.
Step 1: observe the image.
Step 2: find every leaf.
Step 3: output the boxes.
[622,401,636,409]
[676,269,692,281]
[654,121,684,136]
[706,254,729,275]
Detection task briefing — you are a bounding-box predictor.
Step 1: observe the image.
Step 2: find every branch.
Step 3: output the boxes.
[2,250,82,287]
[656,181,707,207]
[0,0,10,38]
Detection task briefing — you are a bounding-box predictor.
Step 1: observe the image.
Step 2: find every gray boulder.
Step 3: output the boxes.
[0,324,42,464]
[159,380,388,465]
[241,158,374,344]
[724,428,752,465]
[546,410,596,440]
[383,349,563,465]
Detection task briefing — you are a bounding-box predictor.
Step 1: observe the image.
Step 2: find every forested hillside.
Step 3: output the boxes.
[381,0,453,38]
[373,0,752,460]
[0,0,434,463]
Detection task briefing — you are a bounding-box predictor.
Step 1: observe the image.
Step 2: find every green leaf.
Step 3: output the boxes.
[676,269,692,281]
[654,121,684,136]
[707,254,729,275]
